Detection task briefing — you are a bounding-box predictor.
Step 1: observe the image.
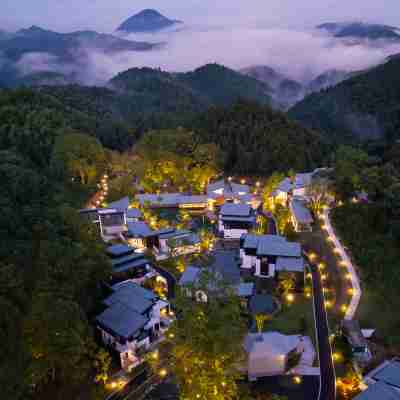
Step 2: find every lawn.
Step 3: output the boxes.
[266,297,316,342]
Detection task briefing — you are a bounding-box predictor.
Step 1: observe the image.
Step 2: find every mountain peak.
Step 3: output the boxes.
[116,9,182,33]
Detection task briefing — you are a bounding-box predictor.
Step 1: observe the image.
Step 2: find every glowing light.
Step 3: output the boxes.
[159,369,167,378]
[322,224,328,230]
[228,176,232,182]
[345,273,352,280]
[151,351,159,360]
[110,382,117,389]
[306,273,312,279]
[286,293,294,303]
[341,304,348,313]
[339,260,348,267]
[333,352,343,362]
[308,253,317,261]
[318,262,325,270]
[256,181,261,187]
[325,300,332,308]
[293,376,302,384]
[348,288,354,295]
[327,236,334,242]
[221,381,226,387]
[321,274,327,281]
[334,248,341,254]
[323,205,329,210]
[241,179,246,184]
[305,292,311,298]
[168,333,175,339]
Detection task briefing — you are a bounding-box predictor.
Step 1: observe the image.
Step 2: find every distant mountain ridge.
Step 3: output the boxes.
[317,21,400,41]
[0,25,159,86]
[289,57,400,142]
[116,9,182,33]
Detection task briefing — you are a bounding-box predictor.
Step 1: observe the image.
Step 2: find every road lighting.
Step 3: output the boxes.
[286,293,294,303]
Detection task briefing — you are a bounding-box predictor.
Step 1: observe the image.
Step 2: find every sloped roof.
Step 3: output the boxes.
[372,360,400,389]
[272,177,293,196]
[126,221,156,238]
[295,172,314,188]
[290,199,313,224]
[276,257,304,272]
[106,244,133,257]
[235,282,255,297]
[103,281,156,314]
[126,208,142,219]
[257,236,301,257]
[96,302,148,339]
[209,251,241,285]
[354,382,400,400]
[221,203,251,217]
[249,294,278,315]
[108,196,130,211]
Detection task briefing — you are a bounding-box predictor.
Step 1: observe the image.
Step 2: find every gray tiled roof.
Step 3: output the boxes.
[354,382,400,400]
[126,208,142,219]
[107,244,133,257]
[276,257,304,272]
[236,282,255,297]
[209,251,241,285]
[96,302,148,339]
[221,203,251,217]
[250,235,301,257]
[290,199,313,224]
[103,282,156,314]
[272,178,293,196]
[126,221,155,238]
[373,360,400,389]
[108,197,130,211]
[249,294,278,315]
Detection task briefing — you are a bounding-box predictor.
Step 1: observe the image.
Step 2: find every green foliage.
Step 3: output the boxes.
[290,58,400,142]
[332,203,400,346]
[0,88,111,399]
[194,100,327,175]
[154,271,247,400]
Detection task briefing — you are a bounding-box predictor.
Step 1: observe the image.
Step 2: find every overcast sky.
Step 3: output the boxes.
[1,0,400,32]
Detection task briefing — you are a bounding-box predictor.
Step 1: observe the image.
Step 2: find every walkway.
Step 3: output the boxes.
[321,207,361,320]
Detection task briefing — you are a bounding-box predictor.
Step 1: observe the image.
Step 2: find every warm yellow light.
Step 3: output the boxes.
[306,292,311,298]
[151,351,159,360]
[323,205,329,210]
[322,224,328,230]
[318,262,325,270]
[159,369,167,378]
[325,300,332,308]
[256,181,261,187]
[345,273,352,280]
[334,248,341,254]
[306,273,312,279]
[241,179,246,184]
[309,253,317,261]
[293,376,302,384]
[348,288,354,295]
[168,332,175,339]
[333,352,343,362]
[228,176,232,182]
[286,293,294,302]
[327,236,334,242]
[341,304,348,313]
[321,274,327,281]
[221,381,226,387]
[110,382,117,389]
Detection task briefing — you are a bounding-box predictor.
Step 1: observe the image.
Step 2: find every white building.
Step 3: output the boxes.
[218,203,256,239]
[240,234,303,278]
[96,282,173,371]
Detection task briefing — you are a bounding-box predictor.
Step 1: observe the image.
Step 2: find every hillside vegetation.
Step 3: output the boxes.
[289,58,400,143]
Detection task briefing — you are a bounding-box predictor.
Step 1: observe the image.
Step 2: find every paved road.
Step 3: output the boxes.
[310,260,336,400]
[322,208,361,320]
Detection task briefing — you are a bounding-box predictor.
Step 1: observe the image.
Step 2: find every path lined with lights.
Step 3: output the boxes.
[321,207,361,321]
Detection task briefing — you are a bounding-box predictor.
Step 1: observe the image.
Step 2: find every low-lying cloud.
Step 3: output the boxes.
[15,24,400,85]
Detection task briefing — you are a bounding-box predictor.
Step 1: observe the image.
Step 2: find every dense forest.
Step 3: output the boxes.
[289,57,400,143]
[0,89,112,400]
[193,100,328,175]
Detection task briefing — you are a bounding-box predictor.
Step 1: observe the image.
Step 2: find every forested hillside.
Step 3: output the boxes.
[193,100,328,175]
[0,89,111,400]
[289,57,400,143]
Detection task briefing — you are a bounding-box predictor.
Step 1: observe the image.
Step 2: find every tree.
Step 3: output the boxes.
[255,313,269,334]
[52,132,106,184]
[152,270,247,400]
[384,183,400,218]
[278,273,296,296]
[262,172,286,208]
[308,178,331,215]
[273,204,291,234]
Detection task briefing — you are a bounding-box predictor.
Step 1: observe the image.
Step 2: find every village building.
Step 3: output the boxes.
[289,198,314,232]
[240,234,303,279]
[342,320,372,364]
[96,281,173,371]
[106,244,155,285]
[218,203,257,239]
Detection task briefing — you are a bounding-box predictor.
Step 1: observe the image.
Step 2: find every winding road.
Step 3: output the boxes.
[321,207,361,320]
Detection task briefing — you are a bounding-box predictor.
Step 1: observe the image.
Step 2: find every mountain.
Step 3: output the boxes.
[240,65,304,109]
[306,69,353,93]
[289,57,400,142]
[16,71,76,86]
[0,25,158,86]
[116,9,182,33]
[193,100,327,175]
[110,63,272,108]
[317,22,400,42]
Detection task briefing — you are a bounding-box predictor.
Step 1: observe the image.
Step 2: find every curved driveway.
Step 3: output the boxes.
[321,207,361,320]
